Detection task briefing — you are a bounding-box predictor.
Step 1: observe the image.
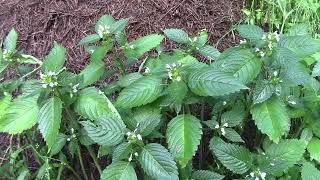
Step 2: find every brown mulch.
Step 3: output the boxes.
[0,0,245,176]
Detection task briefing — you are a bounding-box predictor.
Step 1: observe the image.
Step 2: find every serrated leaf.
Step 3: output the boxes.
[191,170,224,180]
[79,34,101,45]
[301,162,320,180]
[38,97,63,150]
[167,81,188,106]
[213,49,261,84]
[111,18,129,34]
[75,87,121,121]
[166,114,202,167]
[134,107,161,136]
[307,138,320,162]
[139,143,178,179]
[79,59,105,87]
[112,142,132,162]
[252,81,274,104]
[4,28,18,51]
[0,61,8,75]
[279,35,320,57]
[50,133,67,156]
[312,61,320,77]
[224,128,244,143]
[188,68,247,97]
[95,15,115,34]
[42,42,66,72]
[260,139,306,175]
[198,45,220,60]
[251,96,290,143]
[237,25,264,43]
[0,95,12,120]
[288,24,310,36]
[221,105,245,127]
[115,75,163,108]
[101,161,137,180]
[80,116,126,146]
[210,142,252,174]
[117,73,143,88]
[163,29,190,44]
[0,95,39,134]
[125,34,164,59]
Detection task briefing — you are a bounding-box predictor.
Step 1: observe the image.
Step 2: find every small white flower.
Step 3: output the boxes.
[40,73,45,79]
[223,123,228,127]
[250,172,255,177]
[137,134,142,141]
[49,82,55,87]
[255,48,260,52]
[193,37,198,42]
[172,63,176,68]
[260,172,267,180]
[128,154,133,162]
[72,134,76,138]
[214,124,220,129]
[144,67,150,74]
[168,72,173,80]
[98,90,104,95]
[273,71,278,77]
[288,100,297,105]
[176,76,182,82]
[42,84,48,88]
[223,101,227,105]
[268,42,273,50]
[126,132,132,136]
[54,82,58,86]
[165,64,171,69]
[259,51,265,57]
[270,163,275,166]
[262,34,267,40]
[274,31,280,42]
[129,44,135,49]
[221,128,226,136]
[71,128,75,133]
[48,71,56,76]
[134,152,138,157]
[255,177,259,180]
[131,134,137,138]
[67,138,71,141]
[3,92,8,96]
[240,39,247,44]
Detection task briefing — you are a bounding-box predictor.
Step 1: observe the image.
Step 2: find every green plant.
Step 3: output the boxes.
[1,14,320,180]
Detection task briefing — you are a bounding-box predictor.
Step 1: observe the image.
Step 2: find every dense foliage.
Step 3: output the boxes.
[1,14,320,180]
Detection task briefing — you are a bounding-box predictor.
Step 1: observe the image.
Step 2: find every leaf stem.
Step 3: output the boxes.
[77,144,89,180]
[86,145,102,175]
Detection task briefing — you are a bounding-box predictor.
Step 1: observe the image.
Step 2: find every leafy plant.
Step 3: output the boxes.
[1,14,320,180]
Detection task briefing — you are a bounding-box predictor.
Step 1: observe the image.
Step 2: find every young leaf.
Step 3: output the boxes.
[279,35,320,57]
[210,142,252,174]
[237,25,264,43]
[95,15,115,34]
[198,45,221,60]
[166,114,202,167]
[224,128,244,143]
[191,170,224,180]
[301,162,320,180]
[188,68,247,97]
[101,161,137,180]
[75,87,121,121]
[111,18,129,34]
[251,96,290,143]
[115,75,163,109]
[0,95,39,134]
[307,138,320,162]
[4,28,18,51]
[139,143,178,179]
[42,42,66,72]
[38,97,63,150]
[79,34,101,45]
[260,139,306,175]
[80,116,126,146]
[163,28,190,44]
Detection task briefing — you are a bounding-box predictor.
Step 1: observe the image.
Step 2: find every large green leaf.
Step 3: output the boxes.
[221,104,245,127]
[163,29,190,44]
[74,87,121,121]
[4,28,18,51]
[42,42,66,72]
[166,114,202,167]
[307,138,320,162]
[80,116,126,146]
[167,81,188,106]
[191,170,224,180]
[133,107,161,136]
[79,59,105,87]
[252,81,274,104]
[260,139,306,175]
[198,45,220,60]
[139,143,178,179]
[117,73,143,88]
[301,162,320,180]
[0,95,39,134]
[279,35,320,57]
[101,161,137,180]
[115,75,163,108]
[251,96,290,143]
[237,25,264,43]
[210,142,252,174]
[213,49,261,84]
[38,97,63,150]
[0,95,12,120]
[188,68,247,97]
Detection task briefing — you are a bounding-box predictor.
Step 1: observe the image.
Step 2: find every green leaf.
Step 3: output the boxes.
[111,18,129,34]
[210,142,252,174]
[251,96,290,143]
[0,95,12,120]
[79,34,101,45]
[115,75,163,109]
[50,133,67,156]
[75,87,121,121]
[288,24,310,36]
[198,45,220,60]
[80,116,126,146]
[0,95,39,134]
[167,81,188,106]
[166,114,202,167]
[213,49,261,84]
[42,42,66,72]
[133,107,161,136]
[307,138,320,162]
[112,142,132,162]
[221,104,245,127]
[260,139,306,175]
[38,97,63,150]
[252,81,274,104]
[191,170,224,180]
[301,162,320,180]
[237,25,264,43]
[188,68,247,97]
[312,61,320,77]
[117,73,143,88]
[79,59,105,87]
[279,35,320,57]
[163,29,190,44]
[224,128,244,143]
[125,34,164,59]
[4,28,18,51]
[139,143,178,179]
[101,161,137,180]
[95,15,115,34]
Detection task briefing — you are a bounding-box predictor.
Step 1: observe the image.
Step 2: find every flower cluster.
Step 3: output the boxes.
[248,169,267,180]
[2,49,13,62]
[128,152,139,162]
[214,122,229,136]
[255,31,280,57]
[40,71,58,89]
[69,83,80,98]
[97,25,111,38]
[67,128,77,142]
[126,123,143,143]
[166,62,182,82]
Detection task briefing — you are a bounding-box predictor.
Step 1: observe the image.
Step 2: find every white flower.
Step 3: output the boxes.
[42,84,48,88]
[274,31,280,42]
[223,101,227,105]
[268,42,273,50]
[137,134,142,141]
[172,63,176,68]
[250,172,255,177]
[144,67,150,74]
[259,51,265,57]
[260,172,267,180]
[288,100,297,105]
[168,72,173,80]
[221,128,226,136]
[270,163,275,166]
[193,37,198,42]
[214,124,220,129]
[255,177,259,180]
[129,44,135,49]
[126,132,132,136]
[3,92,8,96]
[134,152,138,157]
[176,76,182,82]
[48,71,56,76]
[165,64,171,69]
[49,82,55,87]
[223,123,228,127]
[262,34,267,40]
[98,25,111,38]
[240,39,247,44]
[67,138,71,141]
[128,154,133,162]
[273,71,278,77]
[255,48,260,52]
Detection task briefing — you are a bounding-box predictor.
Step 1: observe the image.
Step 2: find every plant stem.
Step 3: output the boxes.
[77,144,89,180]
[19,65,41,80]
[86,145,102,175]
[198,99,205,169]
